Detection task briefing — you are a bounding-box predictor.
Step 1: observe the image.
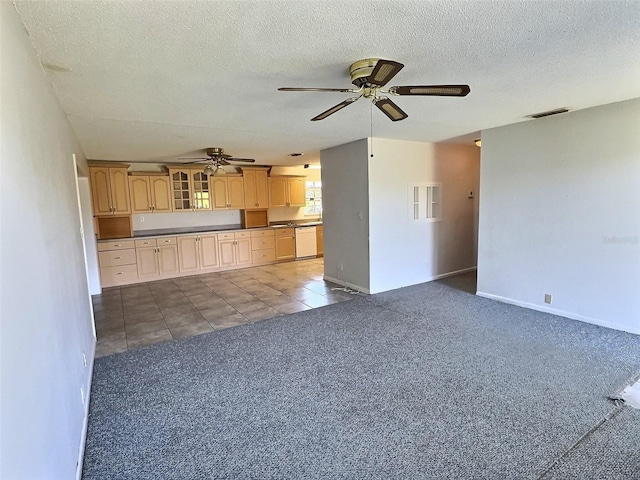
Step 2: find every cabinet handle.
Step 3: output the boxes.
[114,244,121,247]
[162,240,170,243]
[116,272,123,275]
[114,256,122,259]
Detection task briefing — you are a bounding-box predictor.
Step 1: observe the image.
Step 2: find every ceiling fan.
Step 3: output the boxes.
[179,147,255,176]
[278,58,470,122]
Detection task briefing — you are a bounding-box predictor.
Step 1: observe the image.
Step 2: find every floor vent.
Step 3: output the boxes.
[527,107,570,119]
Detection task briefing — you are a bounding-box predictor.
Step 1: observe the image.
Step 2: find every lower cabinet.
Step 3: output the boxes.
[251,229,276,265]
[275,227,295,261]
[135,238,179,280]
[177,234,219,273]
[218,232,252,269]
[97,240,138,287]
[316,225,324,257]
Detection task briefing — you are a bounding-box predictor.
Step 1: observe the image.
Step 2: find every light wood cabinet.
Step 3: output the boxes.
[242,168,269,209]
[97,240,137,287]
[177,233,219,273]
[169,168,211,211]
[135,238,179,279]
[129,175,171,213]
[212,176,245,210]
[275,227,296,261]
[90,165,131,215]
[250,229,276,265]
[218,232,252,268]
[316,225,324,257]
[269,176,306,207]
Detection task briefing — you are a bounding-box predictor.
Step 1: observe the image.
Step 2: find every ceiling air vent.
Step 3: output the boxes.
[527,108,570,119]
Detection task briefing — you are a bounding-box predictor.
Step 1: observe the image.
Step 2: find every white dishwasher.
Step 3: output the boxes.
[295,226,317,258]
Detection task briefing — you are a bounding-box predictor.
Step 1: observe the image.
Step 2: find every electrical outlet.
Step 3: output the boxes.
[544,294,552,304]
[338,263,344,271]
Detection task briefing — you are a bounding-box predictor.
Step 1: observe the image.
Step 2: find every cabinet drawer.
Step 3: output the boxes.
[218,232,235,240]
[252,248,276,264]
[235,231,251,239]
[100,264,138,287]
[98,249,137,267]
[251,236,275,250]
[250,229,274,238]
[156,237,177,246]
[98,240,135,251]
[135,238,157,248]
[275,227,294,236]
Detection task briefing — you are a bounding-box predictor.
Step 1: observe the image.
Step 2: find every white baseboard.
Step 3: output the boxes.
[323,276,370,294]
[476,291,640,336]
[429,266,477,282]
[76,339,96,480]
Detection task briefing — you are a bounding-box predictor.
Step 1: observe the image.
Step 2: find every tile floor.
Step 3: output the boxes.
[93,258,357,357]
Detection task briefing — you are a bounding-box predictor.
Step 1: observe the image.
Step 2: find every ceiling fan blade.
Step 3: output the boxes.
[373,97,408,122]
[178,157,208,160]
[367,59,404,86]
[278,87,357,93]
[311,97,359,121]
[390,85,471,96]
[227,158,256,163]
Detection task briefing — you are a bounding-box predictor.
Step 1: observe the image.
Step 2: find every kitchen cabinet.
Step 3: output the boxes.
[275,227,295,261]
[169,168,211,211]
[212,176,245,210]
[250,229,276,265]
[97,240,137,287]
[242,168,269,209]
[268,176,306,207]
[90,165,131,215]
[135,238,179,279]
[218,231,252,268]
[177,233,219,273]
[129,174,171,213]
[316,225,324,256]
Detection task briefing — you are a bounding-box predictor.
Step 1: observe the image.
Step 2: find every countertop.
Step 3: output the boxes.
[104,220,323,241]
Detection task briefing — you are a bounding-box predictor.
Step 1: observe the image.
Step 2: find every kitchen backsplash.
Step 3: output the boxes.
[132,210,241,231]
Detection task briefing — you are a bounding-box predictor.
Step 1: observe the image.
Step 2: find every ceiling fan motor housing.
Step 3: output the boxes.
[349,58,380,87]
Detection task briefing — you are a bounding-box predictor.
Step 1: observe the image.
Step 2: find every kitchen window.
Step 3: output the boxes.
[304,181,322,216]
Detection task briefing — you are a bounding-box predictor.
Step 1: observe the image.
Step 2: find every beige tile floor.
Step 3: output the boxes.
[93,258,357,357]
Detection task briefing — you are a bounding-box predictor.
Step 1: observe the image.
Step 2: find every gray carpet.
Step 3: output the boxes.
[83,276,640,479]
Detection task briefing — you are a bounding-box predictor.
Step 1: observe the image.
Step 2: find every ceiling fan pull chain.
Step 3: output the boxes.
[370,99,374,158]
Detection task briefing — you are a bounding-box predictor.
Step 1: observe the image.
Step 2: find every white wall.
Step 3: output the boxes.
[0,4,96,478]
[78,178,101,294]
[477,98,640,334]
[132,209,241,231]
[321,139,371,292]
[368,139,480,293]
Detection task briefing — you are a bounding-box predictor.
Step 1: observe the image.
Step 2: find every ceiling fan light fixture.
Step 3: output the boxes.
[203,163,216,176]
[213,165,226,176]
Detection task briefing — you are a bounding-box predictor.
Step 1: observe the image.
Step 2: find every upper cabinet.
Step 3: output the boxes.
[242,168,269,209]
[212,176,245,210]
[129,174,171,213]
[269,176,306,208]
[168,168,211,212]
[89,165,131,215]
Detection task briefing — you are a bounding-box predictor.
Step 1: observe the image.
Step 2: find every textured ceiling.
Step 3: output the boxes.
[13,0,640,165]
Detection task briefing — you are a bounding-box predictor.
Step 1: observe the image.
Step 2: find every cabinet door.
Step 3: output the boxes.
[316,226,324,256]
[243,170,258,209]
[158,245,179,275]
[211,177,229,210]
[236,238,253,266]
[110,167,131,214]
[218,239,237,268]
[269,177,288,207]
[255,170,269,208]
[150,176,171,212]
[191,171,211,210]
[275,235,295,260]
[199,234,219,269]
[129,176,152,213]
[90,167,113,215]
[136,246,159,279]
[170,169,192,211]
[227,177,245,209]
[177,236,200,272]
[288,178,306,207]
